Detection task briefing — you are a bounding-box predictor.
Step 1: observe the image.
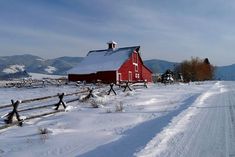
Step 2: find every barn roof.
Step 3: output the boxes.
[68,46,140,74]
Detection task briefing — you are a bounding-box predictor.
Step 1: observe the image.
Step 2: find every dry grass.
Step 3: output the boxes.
[90,99,99,108]
[115,102,124,112]
[38,127,51,142]
[106,108,112,113]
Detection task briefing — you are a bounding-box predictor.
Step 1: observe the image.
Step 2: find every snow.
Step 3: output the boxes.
[68,46,138,74]
[2,65,25,74]
[0,81,234,157]
[36,58,45,61]
[136,81,235,157]
[29,73,65,79]
[45,66,57,74]
[107,41,117,44]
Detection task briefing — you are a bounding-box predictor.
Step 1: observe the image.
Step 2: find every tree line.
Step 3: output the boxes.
[174,57,215,82]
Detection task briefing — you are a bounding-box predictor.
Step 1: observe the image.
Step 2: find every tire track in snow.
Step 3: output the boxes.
[78,94,201,157]
[137,81,235,157]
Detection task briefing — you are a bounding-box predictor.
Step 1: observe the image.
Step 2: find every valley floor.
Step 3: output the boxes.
[0,81,234,157]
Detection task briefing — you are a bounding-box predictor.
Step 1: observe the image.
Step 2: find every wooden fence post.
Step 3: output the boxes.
[107,83,117,95]
[144,81,148,88]
[85,88,94,99]
[123,82,132,92]
[4,100,23,126]
[54,93,66,110]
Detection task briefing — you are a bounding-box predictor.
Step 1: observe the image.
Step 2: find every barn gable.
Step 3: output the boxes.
[68,42,152,83]
[68,46,140,75]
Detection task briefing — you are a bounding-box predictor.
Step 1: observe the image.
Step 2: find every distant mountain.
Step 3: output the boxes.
[144,59,235,80]
[0,54,234,81]
[0,54,83,80]
[144,59,178,73]
[214,64,235,80]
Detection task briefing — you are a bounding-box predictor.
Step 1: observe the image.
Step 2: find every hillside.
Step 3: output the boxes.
[0,54,83,79]
[214,64,235,80]
[0,54,235,80]
[143,59,178,73]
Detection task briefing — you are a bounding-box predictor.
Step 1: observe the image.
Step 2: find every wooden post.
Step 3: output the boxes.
[107,83,117,95]
[42,80,45,87]
[123,82,132,92]
[144,81,148,88]
[54,93,66,110]
[86,88,94,99]
[4,100,23,126]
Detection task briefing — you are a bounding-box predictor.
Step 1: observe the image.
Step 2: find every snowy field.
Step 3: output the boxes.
[0,81,234,157]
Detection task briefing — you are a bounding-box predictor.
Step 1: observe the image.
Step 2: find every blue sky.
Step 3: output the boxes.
[0,0,235,66]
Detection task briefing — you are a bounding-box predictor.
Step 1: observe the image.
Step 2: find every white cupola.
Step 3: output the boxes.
[107,41,117,50]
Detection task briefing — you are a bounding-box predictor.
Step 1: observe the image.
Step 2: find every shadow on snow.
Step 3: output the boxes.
[79,94,200,157]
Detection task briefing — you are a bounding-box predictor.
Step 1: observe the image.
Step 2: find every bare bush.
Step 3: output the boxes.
[38,127,51,142]
[176,57,214,82]
[90,99,99,108]
[125,92,131,97]
[115,102,124,112]
[106,108,112,113]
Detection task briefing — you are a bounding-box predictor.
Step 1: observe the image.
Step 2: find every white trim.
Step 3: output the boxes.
[133,62,138,66]
[118,73,122,81]
[132,53,134,64]
[128,71,132,81]
[116,71,118,82]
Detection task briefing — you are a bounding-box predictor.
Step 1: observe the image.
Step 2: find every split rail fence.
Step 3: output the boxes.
[0,81,148,131]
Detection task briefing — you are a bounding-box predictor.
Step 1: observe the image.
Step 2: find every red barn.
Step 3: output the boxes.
[68,41,152,83]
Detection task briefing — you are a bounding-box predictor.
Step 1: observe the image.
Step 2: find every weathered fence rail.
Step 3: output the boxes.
[0,89,89,109]
[0,88,92,130]
[0,82,149,131]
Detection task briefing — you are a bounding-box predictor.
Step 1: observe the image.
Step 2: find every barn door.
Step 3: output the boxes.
[128,71,132,82]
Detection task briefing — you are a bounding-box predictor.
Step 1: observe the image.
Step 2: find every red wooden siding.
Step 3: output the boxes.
[142,65,153,82]
[118,51,152,83]
[68,48,153,83]
[68,71,116,83]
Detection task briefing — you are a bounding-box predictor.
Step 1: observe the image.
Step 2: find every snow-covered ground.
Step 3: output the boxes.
[2,64,25,74]
[0,81,234,157]
[29,73,65,79]
[44,66,57,74]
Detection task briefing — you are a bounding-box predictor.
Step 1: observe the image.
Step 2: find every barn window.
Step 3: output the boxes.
[134,64,138,72]
[135,73,140,79]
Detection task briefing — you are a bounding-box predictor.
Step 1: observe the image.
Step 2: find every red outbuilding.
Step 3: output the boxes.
[68,41,152,83]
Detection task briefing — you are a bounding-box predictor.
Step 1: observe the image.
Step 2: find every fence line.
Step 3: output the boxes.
[0,89,89,109]
[0,82,148,130]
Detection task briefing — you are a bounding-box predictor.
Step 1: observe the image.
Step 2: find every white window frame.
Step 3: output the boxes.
[134,64,138,72]
[135,73,140,79]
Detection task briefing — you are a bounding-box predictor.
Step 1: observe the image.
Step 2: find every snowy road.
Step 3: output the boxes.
[136,81,235,157]
[0,81,234,157]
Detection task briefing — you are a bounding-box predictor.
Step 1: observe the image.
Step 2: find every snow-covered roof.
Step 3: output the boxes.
[107,40,117,45]
[68,46,140,74]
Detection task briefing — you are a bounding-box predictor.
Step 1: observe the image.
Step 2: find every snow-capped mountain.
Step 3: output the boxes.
[0,54,83,79]
[2,65,25,74]
[0,54,234,80]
